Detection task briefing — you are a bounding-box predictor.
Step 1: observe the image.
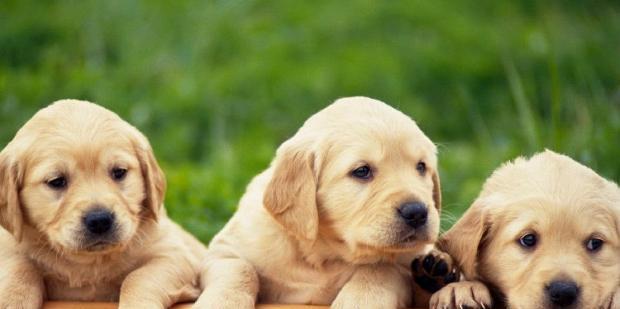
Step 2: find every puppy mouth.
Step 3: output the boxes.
[399,227,432,244]
[375,230,433,253]
[401,233,419,244]
[78,231,122,252]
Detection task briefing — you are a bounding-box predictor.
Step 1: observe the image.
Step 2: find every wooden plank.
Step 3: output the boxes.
[43,302,421,309]
[43,302,329,309]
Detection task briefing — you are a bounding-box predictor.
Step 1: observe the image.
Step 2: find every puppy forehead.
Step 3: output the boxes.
[25,138,138,180]
[324,126,436,162]
[499,199,617,241]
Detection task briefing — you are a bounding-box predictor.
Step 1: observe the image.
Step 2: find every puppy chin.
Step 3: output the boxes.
[388,235,436,253]
[362,227,437,253]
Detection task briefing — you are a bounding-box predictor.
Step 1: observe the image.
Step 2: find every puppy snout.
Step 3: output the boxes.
[546,280,580,307]
[398,201,428,228]
[83,208,115,235]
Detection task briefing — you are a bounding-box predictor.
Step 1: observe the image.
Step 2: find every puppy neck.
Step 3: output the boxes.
[297,231,399,268]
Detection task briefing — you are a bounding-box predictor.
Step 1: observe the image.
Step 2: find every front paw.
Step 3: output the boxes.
[331,285,398,309]
[0,284,43,309]
[192,290,255,309]
[412,249,460,293]
[430,281,492,309]
[604,289,619,309]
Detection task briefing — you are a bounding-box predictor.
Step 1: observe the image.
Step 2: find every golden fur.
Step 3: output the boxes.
[433,151,620,309]
[194,97,442,308]
[0,100,207,309]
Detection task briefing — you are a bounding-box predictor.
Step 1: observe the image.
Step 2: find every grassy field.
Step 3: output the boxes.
[1,0,619,242]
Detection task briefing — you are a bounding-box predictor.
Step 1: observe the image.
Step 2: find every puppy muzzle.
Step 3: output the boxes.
[80,208,120,251]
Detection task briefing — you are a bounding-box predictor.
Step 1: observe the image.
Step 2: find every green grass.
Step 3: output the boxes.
[1,0,619,242]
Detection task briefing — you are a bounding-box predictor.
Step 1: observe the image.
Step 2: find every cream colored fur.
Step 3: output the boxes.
[194,97,442,309]
[433,151,620,309]
[0,100,207,309]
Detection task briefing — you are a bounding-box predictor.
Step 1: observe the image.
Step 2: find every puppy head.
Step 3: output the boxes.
[440,150,620,308]
[0,99,165,254]
[264,97,441,259]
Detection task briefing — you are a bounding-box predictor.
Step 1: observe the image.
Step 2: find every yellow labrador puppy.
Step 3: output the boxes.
[416,151,620,309]
[0,100,207,309]
[194,96,442,308]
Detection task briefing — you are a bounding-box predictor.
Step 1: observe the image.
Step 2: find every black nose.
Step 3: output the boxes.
[398,202,428,228]
[83,209,115,235]
[546,280,579,307]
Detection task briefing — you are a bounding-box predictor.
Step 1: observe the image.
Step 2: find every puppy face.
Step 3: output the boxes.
[264,97,441,258]
[440,151,620,309]
[317,127,440,252]
[0,100,165,255]
[482,197,619,309]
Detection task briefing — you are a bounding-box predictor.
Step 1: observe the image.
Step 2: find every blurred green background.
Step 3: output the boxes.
[1,0,619,242]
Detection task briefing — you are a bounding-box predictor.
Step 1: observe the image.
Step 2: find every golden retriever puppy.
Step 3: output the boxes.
[194,96,442,309]
[0,100,207,309]
[415,150,620,309]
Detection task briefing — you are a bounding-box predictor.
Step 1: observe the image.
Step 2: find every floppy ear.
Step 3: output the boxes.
[263,139,318,241]
[0,152,24,241]
[432,169,441,212]
[133,135,166,221]
[437,197,490,279]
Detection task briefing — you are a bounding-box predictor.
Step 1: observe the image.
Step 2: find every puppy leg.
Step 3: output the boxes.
[118,258,201,309]
[606,288,620,309]
[192,257,258,309]
[0,250,44,309]
[429,281,492,309]
[331,263,410,309]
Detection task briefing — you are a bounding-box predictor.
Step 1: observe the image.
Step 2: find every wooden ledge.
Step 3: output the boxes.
[43,302,329,309]
[43,302,422,308]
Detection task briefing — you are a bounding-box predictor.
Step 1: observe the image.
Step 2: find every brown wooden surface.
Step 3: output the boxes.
[43,302,421,308]
[43,302,329,309]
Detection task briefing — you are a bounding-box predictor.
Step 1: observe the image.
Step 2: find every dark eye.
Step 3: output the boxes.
[47,176,67,190]
[416,161,426,175]
[111,167,128,181]
[585,238,604,252]
[351,165,372,180]
[519,233,537,248]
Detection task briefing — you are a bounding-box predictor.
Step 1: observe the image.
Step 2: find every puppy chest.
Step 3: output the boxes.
[36,259,134,301]
[257,265,355,304]
[45,276,122,301]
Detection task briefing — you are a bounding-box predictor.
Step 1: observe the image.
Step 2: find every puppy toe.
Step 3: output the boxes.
[429,286,455,309]
[470,281,492,308]
[453,281,492,309]
[412,249,460,294]
[429,282,491,309]
[433,259,449,276]
[606,289,620,309]
[422,254,436,273]
[453,284,482,309]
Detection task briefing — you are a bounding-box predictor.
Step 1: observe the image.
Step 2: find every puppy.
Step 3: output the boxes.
[194,96,442,308]
[415,150,620,309]
[0,100,207,309]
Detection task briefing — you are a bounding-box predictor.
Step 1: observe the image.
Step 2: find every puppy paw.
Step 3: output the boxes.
[604,289,620,309]
[0,280,44,309]
[0,289,42,309]
[412,249,460,293]
[192,290,255,309]
[429,281,492,309]
[0,299,41,309]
